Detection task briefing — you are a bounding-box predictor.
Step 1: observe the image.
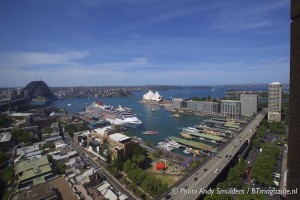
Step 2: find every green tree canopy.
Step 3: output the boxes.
[2,166,14,184]
[0,114,14,128]
[11,129,34,143]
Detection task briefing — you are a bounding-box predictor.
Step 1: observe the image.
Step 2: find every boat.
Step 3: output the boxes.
[183,149,190,154]
[183,127,199,132]
[157,142,174,151]
[143,130,159,135]
[151,107,157,112]
[67,104,72,106]
[167,140,181,148]
[86,101,142,128]
[173,113,180,118]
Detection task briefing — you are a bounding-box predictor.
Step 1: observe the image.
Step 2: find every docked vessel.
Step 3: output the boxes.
[143,130,159,135]
[158,142,174,151]
[86,101,142,128]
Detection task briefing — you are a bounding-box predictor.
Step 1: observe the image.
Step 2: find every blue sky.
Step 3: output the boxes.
[0,0,290,87]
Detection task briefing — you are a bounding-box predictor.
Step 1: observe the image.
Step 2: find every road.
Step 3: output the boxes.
[158,112,266,200]
[65,135,139,200]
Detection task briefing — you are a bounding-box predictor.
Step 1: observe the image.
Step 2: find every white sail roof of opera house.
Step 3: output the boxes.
[143,90,162,102]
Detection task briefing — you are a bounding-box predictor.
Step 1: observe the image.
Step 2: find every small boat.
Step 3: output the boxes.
[143,130,159,135]
[183,149,190,154]
[151,108,157,112]
[67,104,72,106]
[173,113,180,118]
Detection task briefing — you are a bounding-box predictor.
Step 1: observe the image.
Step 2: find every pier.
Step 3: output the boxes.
[169,136,217,153]
[181,131,227,143]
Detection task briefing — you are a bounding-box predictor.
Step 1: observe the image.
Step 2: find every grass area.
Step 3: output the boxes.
[152,174,183,187]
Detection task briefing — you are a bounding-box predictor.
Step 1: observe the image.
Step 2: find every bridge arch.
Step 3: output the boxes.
[19,81,54,101]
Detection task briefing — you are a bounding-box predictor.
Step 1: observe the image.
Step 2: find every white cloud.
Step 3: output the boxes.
[0,51,89,68]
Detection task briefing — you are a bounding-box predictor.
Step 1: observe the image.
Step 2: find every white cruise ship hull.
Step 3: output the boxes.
[105,117,142,128]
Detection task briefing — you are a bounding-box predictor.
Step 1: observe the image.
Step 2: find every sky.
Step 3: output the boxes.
[0,0,290,87]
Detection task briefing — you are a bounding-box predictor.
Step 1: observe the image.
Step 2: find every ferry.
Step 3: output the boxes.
[86,101,142,128]
[183,127,199,132]
[143,130,159,135]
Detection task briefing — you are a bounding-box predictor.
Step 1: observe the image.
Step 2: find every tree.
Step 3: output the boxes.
[123,160,133,173]
[43,127,53,134]
[56,163,67,174]
[64,124,77,137]
[47,154,53,163]
[11,129,33,143]
[238,194,252,200]
[227,168,243,188]
[132,154,146,167]
[0,114,14,128]
[128,168,147,185]
[252,193,267,200]
[2,166,14,184]
[133,146,147,156]
[205,194,233,200]
[0,150,5,164]
[251,144,280,186]
[112,157,123,171]
[110,167,119,177]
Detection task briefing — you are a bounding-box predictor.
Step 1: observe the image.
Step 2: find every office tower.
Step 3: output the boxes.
[240,94,257,117]
[268,82,282,122]
[220,100,241,118]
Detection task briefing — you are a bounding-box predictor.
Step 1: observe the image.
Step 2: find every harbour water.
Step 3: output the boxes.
[48,87,264,145]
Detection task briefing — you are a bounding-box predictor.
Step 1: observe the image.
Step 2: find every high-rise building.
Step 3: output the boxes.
[220,100,241,118]
[268,82,282,122]
[240,94,258,117]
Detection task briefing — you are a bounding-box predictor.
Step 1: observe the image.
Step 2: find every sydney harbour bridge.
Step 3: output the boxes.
[0,81,56,112]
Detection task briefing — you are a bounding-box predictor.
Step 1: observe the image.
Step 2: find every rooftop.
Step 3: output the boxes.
[93,126,112,136]
[16,144,40,155]
[109,133,130,142]
[48,176,77,200]
[169,136,217,152]
[269,82,281,85]
[9,183,56,200]
[182,131,225,141]
[204,119,226,125]
[0,132,11,142]
[15,156,52,182]
[9,113,32,117]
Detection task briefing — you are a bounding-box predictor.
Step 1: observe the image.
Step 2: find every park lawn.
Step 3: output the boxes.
[152,174,183,187]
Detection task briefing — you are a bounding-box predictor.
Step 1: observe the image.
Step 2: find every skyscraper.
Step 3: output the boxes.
[268,82,282,122]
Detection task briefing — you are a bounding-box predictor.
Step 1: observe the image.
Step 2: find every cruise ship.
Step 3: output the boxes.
[86,101,142,128]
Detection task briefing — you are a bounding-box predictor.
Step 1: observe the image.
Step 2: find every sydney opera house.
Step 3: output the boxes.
[143,90,163,102]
